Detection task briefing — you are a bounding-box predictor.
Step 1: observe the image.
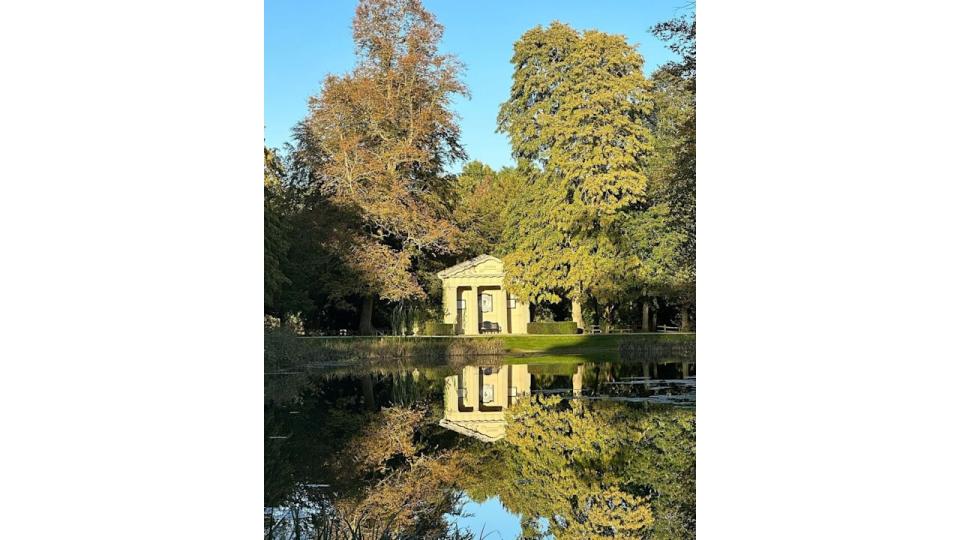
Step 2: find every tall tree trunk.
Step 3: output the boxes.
[571,298,584,332]
[680,305,692,332]
[358,294,375,335]
[641,301,652,332]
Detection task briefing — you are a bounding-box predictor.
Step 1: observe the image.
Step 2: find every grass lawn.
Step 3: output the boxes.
[501,333,694,355]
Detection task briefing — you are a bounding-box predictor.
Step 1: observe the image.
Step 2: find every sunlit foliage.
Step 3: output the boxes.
[266,0,696,334]
[462,395,695,539]
[295,0,469,331]
[497,23,654,306]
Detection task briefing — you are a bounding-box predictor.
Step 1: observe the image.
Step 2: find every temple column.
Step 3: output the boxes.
[444,375,458,417]
[508,364,531,404]
[462,286,479,335]
[443,285,458,326]
[524,301,532,333]
[572,364,584,397]
[572,298,584,332]
[515,299,530,334]
[494,287,509,334]
[458,366,479,410]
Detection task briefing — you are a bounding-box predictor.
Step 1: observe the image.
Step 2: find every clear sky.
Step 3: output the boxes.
[265,0,688,172]
[446,496,523,539]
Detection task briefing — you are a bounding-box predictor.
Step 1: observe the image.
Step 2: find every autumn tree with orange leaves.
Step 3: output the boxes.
[296,0,467,334]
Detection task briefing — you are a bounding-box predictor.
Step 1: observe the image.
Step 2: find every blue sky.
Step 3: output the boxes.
[265,0,689,172]
[446,496,524,539]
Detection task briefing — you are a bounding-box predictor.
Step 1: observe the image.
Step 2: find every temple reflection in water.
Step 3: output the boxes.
[440,363,584,442]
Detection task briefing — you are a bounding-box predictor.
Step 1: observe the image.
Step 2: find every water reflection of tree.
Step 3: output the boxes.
[329,406,476,537]
[265,371,475,539]
[266,364,694,539]
[462,395,695,539]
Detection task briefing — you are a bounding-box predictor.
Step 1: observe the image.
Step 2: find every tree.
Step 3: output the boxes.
[451,161,500,258]
[297,0,468,334]
[559,13,698,331]
[497,23,655,316]
[582,204,687,331]
[264,147,291,313]
[650,13,696,329]
[651,15,696,87]
[452,161,524,258]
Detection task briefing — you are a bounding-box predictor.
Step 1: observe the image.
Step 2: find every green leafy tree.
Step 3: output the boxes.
[587,205,687,330]
[264,147,291,313]
[579,13,697,330]
[452,161,525,258]
[497,23,654,312]
[650,13,696,329]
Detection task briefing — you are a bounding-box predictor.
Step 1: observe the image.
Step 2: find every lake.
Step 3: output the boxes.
[265,346,695,539]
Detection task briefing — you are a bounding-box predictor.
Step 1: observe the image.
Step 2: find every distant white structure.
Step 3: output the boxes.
[436,255,530,335]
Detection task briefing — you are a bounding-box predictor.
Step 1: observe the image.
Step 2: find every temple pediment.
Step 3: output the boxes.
[436,254,505,279]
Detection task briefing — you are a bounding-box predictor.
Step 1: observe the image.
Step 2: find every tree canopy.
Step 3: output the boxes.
[265,2,697,334]
[298,0,467,302]
[497,23,655,306]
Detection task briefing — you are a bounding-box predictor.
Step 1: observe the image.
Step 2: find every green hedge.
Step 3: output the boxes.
[526,321,579,334]
[422,321,455,335]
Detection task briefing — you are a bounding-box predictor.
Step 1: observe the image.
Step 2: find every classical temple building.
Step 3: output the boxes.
[436,255,530,335]
[439,364,531,442]
[439,363,585,442]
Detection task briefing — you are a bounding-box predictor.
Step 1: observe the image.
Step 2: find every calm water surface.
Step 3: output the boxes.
[265,351,695,539]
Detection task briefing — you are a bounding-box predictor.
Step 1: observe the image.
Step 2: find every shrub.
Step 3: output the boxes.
[264,314,281,331]
[283,313,305,336]
[526,321,579,334]
[422,321,455,336]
